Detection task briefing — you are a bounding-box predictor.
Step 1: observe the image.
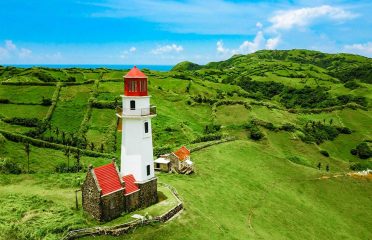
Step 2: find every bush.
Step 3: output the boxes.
[0,158,22,174]
[280,123,296,132]
[344,80,360,89]
[350,161,372,171]
[55,162,83,173]
[192,133,223,143]
[350,149,357,155]
[337,126,352,134]
[3,117,41,127]
[41,97,52,106]
[204,124,221,134]
[0,98,10,103]
[250,127,264,140]
[153,145,173,157]
[320,150,330,157]
[356,142,372,159]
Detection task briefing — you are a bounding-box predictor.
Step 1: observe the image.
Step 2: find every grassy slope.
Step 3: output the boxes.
[91,141,372,240]
[0,50,371,239]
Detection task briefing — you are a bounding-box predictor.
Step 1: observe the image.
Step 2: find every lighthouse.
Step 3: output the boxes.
[119,66,156,183]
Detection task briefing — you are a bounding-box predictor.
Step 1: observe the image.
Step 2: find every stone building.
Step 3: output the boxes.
[82,66,158,221]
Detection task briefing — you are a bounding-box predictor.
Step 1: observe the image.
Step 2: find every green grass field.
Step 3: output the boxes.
[51,85,92,133]
[83,141,372,240]
[0,50,371,239]
[0,85,56,104]
[0,104,49,119]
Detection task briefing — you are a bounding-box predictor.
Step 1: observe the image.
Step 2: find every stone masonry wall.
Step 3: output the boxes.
[125,191,140,212]
[82,171,102,221]
[138,178,158,208]
[101,190,125,222]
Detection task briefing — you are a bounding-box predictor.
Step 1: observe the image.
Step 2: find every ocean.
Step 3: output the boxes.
[2,64,173,71]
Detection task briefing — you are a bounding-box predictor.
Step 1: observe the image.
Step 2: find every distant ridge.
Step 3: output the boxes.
[171,49,372,84]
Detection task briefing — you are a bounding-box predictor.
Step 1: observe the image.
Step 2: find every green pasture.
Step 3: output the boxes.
[0,104,49,119]
[51,85,92,133]
[0,85,56,104]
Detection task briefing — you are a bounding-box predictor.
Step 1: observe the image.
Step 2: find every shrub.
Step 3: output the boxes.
[0,98,10,103]
[3,117,41,127]
[337,127,352,134]
[350,162,372,171]
[0,158,22,174]
[350,149,357,155]
[192,133,223,143]
[41,97,52,106]
[55,162,83,173]
[320,150,330,157]
[250,127,264,140]
[204,124,221,134]
[356,142,372,159]
[153,145,173,157]
[344,80,360,89]
[280,123,296,132]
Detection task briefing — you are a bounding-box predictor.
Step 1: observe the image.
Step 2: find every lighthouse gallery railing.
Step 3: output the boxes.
[116,106,156,116]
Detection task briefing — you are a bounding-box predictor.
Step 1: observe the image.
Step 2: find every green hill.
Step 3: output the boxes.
[0,49,371,239]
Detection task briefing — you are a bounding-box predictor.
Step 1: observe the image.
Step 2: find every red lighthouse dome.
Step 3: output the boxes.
[124,66,148,96]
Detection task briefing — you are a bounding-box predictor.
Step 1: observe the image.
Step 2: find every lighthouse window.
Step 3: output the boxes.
[130,100,136,110]
[130,80,136,92]
[144,121,149,133]
[147,165,150,176]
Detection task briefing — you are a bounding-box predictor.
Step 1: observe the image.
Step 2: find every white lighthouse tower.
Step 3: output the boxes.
[118,66,157,184]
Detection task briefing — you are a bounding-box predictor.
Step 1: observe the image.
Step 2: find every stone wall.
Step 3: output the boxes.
[101,190,125,222]
[125,190,140,212]
[81,170,102,221]
[138,178,158,208]
[64,183,183,240]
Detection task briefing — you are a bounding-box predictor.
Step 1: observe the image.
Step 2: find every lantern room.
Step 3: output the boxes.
[124,66,148,96]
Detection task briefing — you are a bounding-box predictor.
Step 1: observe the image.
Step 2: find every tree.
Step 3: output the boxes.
[329,118,333,125]
[317,162,321,170]
[55,127,59,140]
[64,146,71,171]
[74,149,81,172]
[61,131,66,144]
[24,142,31,173]
[100,143,104,153]
[356,142,372,159]
[90,142,95,151]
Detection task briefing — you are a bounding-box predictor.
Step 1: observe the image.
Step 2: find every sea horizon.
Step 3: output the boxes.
[1,64,174,71]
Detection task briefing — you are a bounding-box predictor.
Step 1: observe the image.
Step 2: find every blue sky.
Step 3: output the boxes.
[0,0,371,65]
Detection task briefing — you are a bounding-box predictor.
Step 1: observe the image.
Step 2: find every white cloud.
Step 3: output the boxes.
[217,40,228,54]
[265,36,281,50]
[120,46,137,58]
[217,31,280,56]
[151,44,183,55]
[19,48,32,58]
[238,31,265,53]
[5,40,17,51]
[0,40,32,61]
[344,42,372,56]
[256,22,263,29]
[268,5,357,32]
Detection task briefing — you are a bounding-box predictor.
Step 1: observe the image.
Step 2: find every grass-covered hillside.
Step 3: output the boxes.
[0,49,371,239]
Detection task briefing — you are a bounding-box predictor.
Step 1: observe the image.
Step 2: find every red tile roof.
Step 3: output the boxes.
[173,146,190,161]
[93,163,123,196]
[125,66,147,78]
[122,174,139,195]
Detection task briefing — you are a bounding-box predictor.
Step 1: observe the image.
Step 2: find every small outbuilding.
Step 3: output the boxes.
[154,157,170,172]
[159,146,194,174]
